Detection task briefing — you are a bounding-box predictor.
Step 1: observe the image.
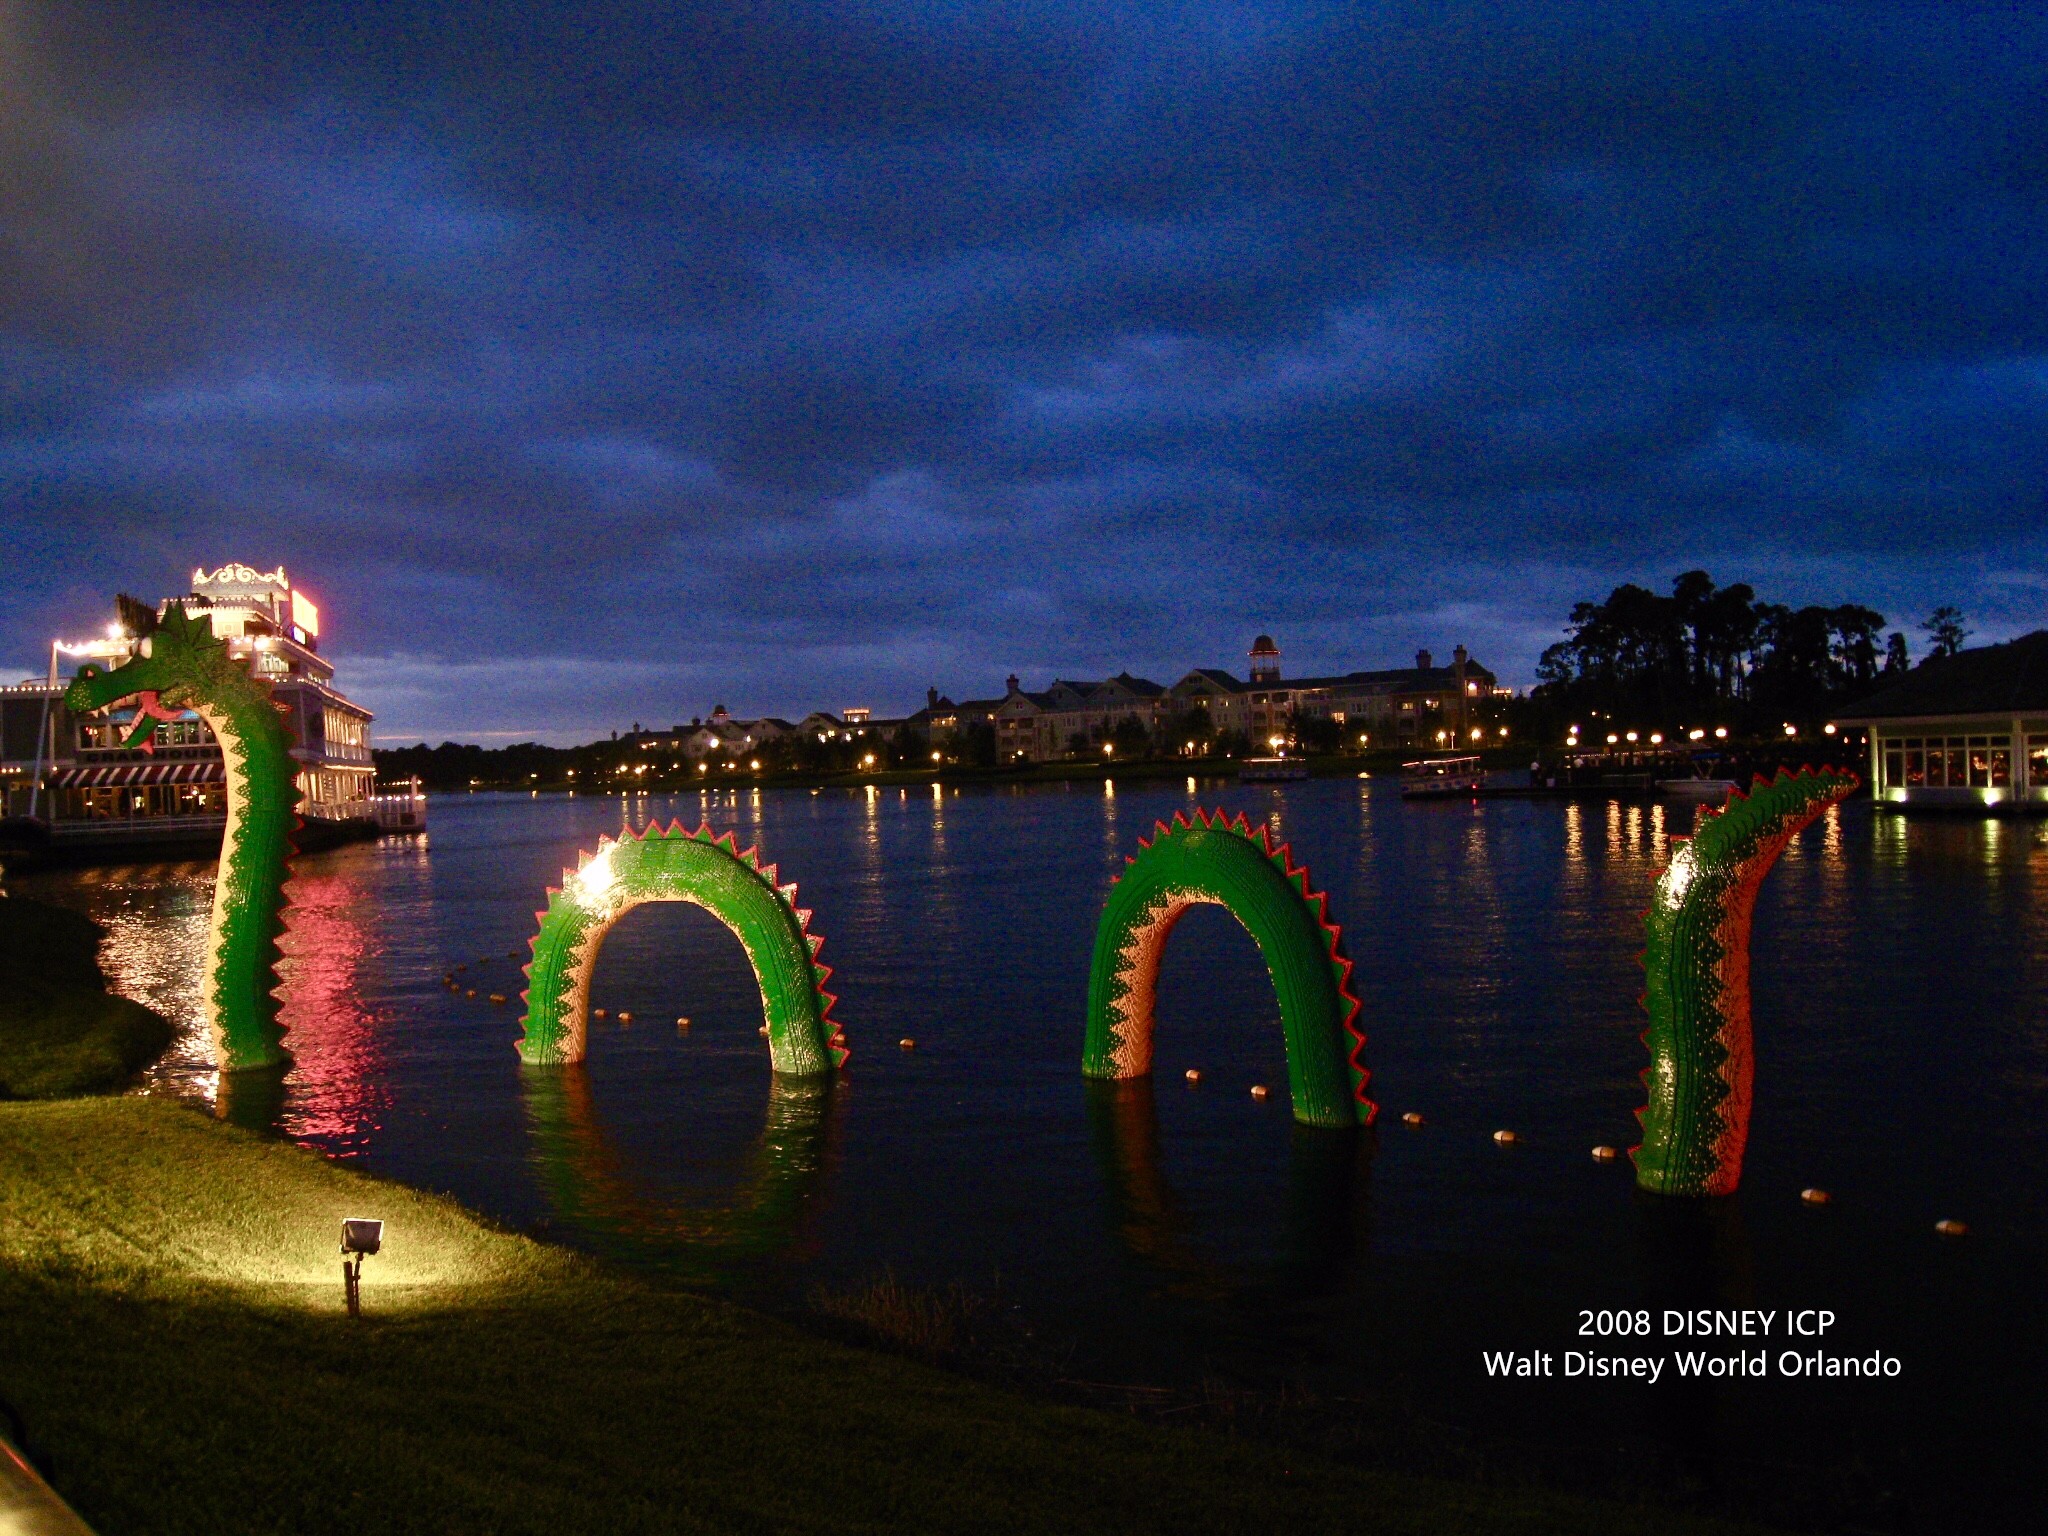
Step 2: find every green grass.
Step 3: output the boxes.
[0,1098,1777,1535]
[0,896,173,1098]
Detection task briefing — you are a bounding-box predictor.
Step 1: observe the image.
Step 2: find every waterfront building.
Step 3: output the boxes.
[1835,630,2048,811]
[994,673,1174,762]
[1169,637,1506,750]
[0,563,410,856]
[909,688,1007,747]
[982,636,1507,763]
[645,705,794,761]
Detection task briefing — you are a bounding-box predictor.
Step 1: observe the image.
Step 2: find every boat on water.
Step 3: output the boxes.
[1238,756,1309,783]
[1401,755,1487,798]
[1656,776,1742,800]
[0,562,423,865]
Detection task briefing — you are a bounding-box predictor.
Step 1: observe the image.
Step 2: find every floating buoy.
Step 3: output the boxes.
[1591,1145,1619,1161]
[443,972,455,984]
[616,1011,633,1024]
[1250,1084,1270,1100]
[899,1037,916,1050]
[1401,1111,1425,1127]
[675,1016,691,1029]
[1935,1219,1969,1238]
[1492,1129,1517,1145]
[507,950,521,960]
[1801,1188,1831,1206]
[488,993,506,1005]
[464,989,477,999]
[1185,1069,1203,1084]
[593,1008,607,1019]
[454,964,467,973]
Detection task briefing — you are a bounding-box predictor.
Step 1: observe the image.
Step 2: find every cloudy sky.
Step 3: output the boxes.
[4,2,2044,744]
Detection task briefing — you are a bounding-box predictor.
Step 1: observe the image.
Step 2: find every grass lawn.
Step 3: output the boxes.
[0,898,173,1098]
[0,1098,1774,1535]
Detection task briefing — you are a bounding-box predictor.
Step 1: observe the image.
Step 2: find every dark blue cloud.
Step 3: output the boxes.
[3,1,2044,741]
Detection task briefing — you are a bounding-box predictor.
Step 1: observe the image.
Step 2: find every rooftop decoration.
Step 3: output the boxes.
[63,602,299,1070]
[1634,766,1860,1196]
[517,822,848,1074]
[1083,809,1372,1127]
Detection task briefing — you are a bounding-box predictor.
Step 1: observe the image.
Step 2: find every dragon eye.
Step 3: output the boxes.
[75,662,102,680]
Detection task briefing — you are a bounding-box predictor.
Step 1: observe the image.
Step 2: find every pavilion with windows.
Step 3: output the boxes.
[1834,631,2048,811]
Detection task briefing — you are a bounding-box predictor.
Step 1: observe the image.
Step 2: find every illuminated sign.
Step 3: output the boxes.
[291,589,320,639]
[193,563,289,591]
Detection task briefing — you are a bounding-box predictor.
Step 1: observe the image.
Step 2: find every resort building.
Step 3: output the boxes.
[981,635,1508,763]
[908,688,1008,746]
[1170,637,1505,749]
[994,673,1175,762]
[1835,630,2048,811]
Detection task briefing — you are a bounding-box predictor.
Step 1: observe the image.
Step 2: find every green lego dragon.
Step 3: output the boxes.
[64,601,299,1071]
[1634,766,1859,1196]
[1083,808,1372,1128]
[517,821,848,1074]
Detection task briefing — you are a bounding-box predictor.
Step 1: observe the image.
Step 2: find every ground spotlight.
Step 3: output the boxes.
[341,1217,383,1318]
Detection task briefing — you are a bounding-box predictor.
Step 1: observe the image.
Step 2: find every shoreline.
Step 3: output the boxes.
[0,1096,1769,1536]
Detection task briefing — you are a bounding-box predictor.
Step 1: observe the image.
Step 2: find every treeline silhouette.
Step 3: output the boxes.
[1532,570,1965,729]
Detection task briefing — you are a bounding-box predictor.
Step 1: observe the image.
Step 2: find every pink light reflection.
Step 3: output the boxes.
[276,867,391,1157]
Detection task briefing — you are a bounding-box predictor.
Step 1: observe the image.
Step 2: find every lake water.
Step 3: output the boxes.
[19,778,2046,1531]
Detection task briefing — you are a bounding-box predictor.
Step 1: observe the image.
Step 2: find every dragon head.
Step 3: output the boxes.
[64,601,224,750]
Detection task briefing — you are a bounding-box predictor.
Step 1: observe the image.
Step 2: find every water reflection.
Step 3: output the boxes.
[1631,1191,1758,1498]
[1084,1079,1369,1304]
[521,1067,841,1278]
[275,868,392,1156]
[78,860,216,1101]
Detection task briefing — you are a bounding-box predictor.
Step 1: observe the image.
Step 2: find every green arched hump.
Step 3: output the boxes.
[1634,767,1858,1197]
[1083,809,1372,1128]
[63,602,299,1072]
[517,822,848,1075]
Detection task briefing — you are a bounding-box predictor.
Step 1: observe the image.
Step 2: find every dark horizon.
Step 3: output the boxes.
[6,2,2044,745]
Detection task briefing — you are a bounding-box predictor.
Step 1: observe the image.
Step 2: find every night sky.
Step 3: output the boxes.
[4,2,2044,744]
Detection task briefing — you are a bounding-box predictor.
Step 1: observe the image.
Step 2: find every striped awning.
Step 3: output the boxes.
[45,760,225,789]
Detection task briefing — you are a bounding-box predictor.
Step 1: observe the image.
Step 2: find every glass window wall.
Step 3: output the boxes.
[1881,734,2013,790]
